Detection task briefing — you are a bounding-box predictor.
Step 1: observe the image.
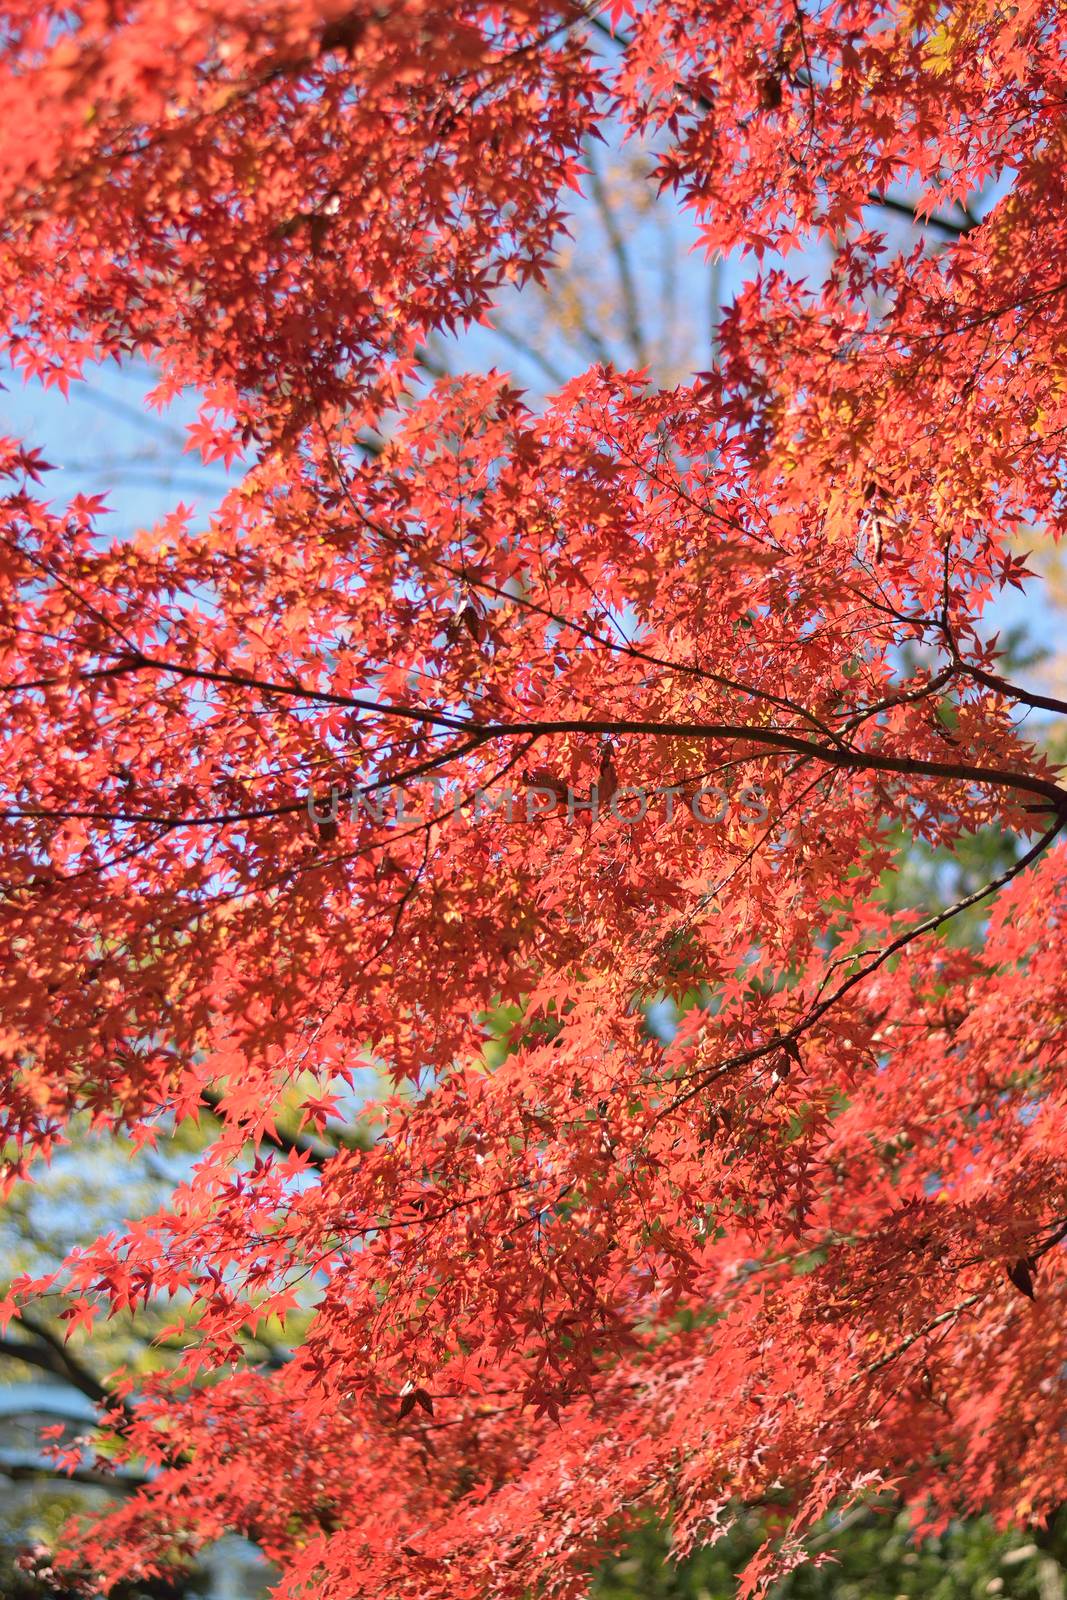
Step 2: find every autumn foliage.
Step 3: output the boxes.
[0,0,1066,1594]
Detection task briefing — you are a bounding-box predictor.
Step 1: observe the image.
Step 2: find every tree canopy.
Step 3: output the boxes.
[1,1,1067,1596]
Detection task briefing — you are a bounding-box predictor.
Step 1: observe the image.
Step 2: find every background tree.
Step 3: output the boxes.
[0,3,1066,1599]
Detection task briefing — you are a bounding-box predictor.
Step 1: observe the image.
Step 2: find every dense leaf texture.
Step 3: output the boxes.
[0,1,1066,1595]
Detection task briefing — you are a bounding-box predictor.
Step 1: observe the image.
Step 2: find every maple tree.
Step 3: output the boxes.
[1,0,1067,1596]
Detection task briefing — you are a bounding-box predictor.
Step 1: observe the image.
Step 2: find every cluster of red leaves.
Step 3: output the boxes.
[0,1,1067,1596]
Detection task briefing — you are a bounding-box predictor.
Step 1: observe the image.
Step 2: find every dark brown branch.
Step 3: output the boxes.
[866,193,977,237]
[1,1312,117,1412]
[587,15,978,242]
[7,700,1064,823]
[0,1460,148,1490]
[0,1334,109,1404]
[198,1086,351,1170]
[24,648,1066,814]
[958,661,1067,718]
[1,733,486,831]
[659,808,1067,1121]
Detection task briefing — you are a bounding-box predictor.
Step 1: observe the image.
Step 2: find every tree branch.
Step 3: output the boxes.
[198,1085,359,1170]
[958,660,1067,718]
[0,1460,147,1491]
[0,1314,115,1412]
[866,193,977,236]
